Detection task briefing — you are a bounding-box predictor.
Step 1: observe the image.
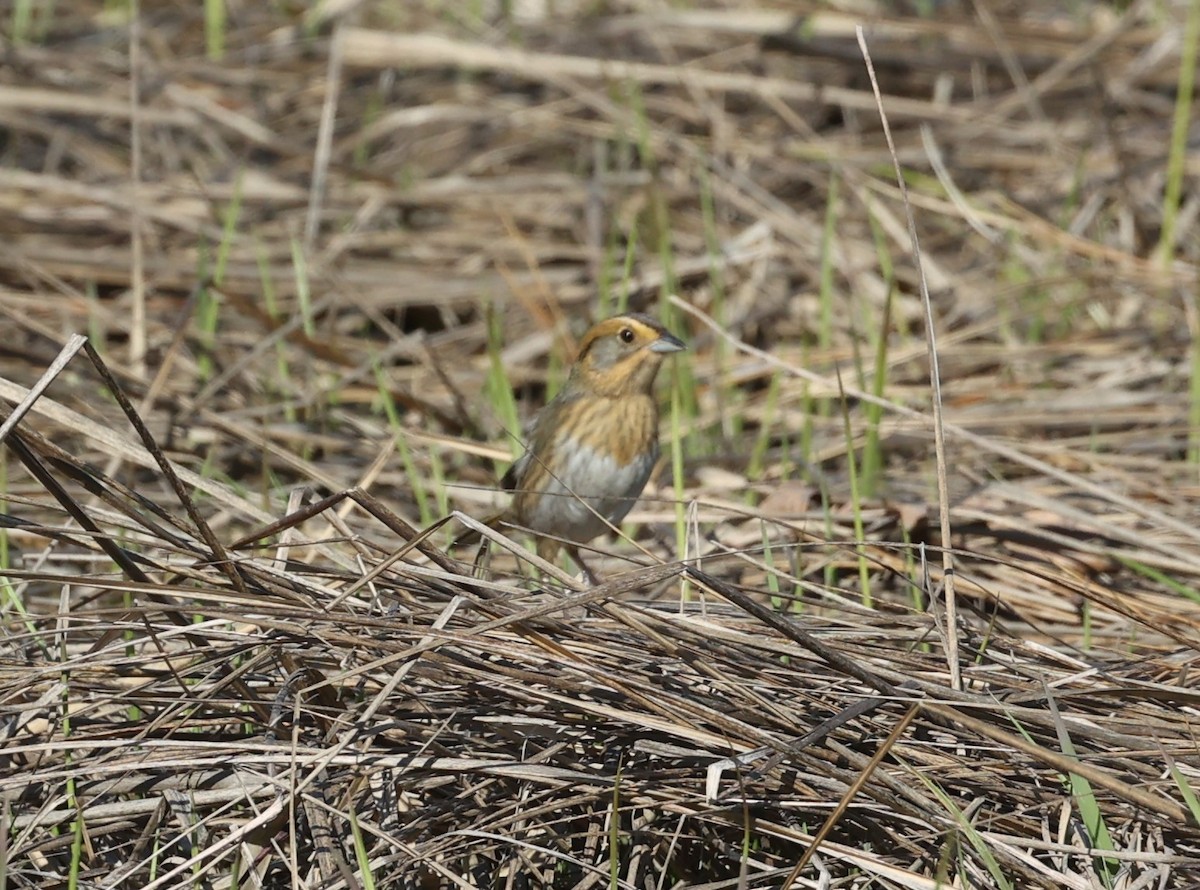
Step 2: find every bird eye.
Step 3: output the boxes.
[619,327,635,344]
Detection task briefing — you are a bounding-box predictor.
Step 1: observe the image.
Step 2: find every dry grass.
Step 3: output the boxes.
[1,1,1199,887]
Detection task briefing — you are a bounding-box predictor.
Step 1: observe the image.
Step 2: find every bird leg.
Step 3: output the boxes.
[470,537,492,580]
[535,537,600,585]
[565,545,600,586]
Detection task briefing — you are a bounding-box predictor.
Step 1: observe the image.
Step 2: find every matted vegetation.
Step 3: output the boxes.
[1,1,1199,887]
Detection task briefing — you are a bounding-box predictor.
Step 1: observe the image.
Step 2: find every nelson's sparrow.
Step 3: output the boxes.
[463,313,685,578]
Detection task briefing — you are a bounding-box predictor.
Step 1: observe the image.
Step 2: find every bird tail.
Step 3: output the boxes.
[451,511,506,549]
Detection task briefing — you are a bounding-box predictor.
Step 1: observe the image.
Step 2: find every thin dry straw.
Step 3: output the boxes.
[0,334,86,446]
[128,0,146,378]
[337,29,973,123]
[784,704,921,885]
[855,27,961,691]
[82,339,248,595]
[306,22,344,250]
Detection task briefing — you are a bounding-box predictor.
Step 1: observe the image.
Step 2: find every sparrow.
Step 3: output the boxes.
[462,312,685,580]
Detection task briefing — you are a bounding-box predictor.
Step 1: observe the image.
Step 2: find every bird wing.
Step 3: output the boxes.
[500,390,580,493]
[500,409,541,491]
[500,450,529,491]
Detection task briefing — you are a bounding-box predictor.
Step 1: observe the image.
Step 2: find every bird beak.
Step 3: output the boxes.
[649,332,686,354]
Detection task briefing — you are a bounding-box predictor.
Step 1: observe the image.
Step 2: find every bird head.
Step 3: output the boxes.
[567,313,686,398]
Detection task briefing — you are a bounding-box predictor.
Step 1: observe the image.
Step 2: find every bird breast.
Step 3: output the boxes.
[518,441,659,540]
